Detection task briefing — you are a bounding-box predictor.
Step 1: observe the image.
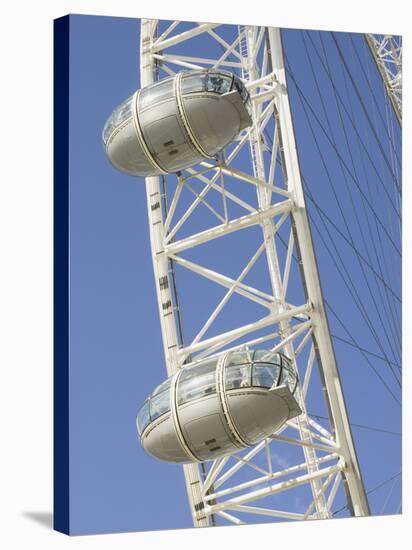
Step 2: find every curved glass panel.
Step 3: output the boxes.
[152,378,171,397]
[232,75,243,95]
[275,355,298,394]
[139,77,174,110]
[231,75,252,116]
[226,349,253,367]
[253,350,281,364]
[225,363,252,390]
[103,95,134,145]
[137,400,151,436]
[287,370,298,393]
[181,73,207,94]
[252,364,280,389]
[177,359,217,405]
[149,390,171,422]
[281,365,298,394]
[207,72,232,94]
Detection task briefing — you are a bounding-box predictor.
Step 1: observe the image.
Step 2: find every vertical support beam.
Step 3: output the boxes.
[140,18,209,527]
[267,28,370,516]
[243,25,329,518]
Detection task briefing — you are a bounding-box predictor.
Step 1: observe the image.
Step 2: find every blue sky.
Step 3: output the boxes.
[67,15,401,534]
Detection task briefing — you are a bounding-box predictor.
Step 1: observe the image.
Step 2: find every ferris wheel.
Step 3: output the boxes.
[103,19,401,527]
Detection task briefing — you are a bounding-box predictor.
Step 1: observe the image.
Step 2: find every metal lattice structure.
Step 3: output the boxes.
[140,20,370,526]
[365,34,402,125]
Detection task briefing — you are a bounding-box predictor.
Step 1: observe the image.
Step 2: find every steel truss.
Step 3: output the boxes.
[140,19,370,526]
[366,34,402,125]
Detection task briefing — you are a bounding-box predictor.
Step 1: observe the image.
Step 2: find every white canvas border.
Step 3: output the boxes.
[0,1,408,549]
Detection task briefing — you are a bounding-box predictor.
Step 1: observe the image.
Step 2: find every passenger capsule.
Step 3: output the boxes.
[102,70,252,176]
[136,350,301,463]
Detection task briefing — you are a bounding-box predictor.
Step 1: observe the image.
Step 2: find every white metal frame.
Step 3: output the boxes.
[366,34,402,125]
[140,19,370,526]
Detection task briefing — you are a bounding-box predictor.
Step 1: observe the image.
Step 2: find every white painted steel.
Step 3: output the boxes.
[140,19,370,526]
[366,34,402,125]
[140,19,209,527]
[267,28,369,516]
[205,464,343,515]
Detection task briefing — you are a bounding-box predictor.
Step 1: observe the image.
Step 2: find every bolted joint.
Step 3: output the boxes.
[194,501,205,512]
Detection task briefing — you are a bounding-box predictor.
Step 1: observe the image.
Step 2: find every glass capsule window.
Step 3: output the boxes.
[137,378,172,436]
[232,76,244,96]
[233,75,249,102]
[223,349,298,394]
[207,72,232,94]
[180,71,233,95]
[152,378,171,396]
[177,359,217,405]
[225,363,252,390]
[233,75,252,115]
[137,400,151,436]
[149,389,171,423]
[287,370,298,393]
[102,94,134,145]
[280,357,298,394]
[253,350,281,364]
[226,349,253,367]
[252,363,280,389]
[181,73,208,94]
[239,84,249,105]
[137,349,298,438]
[139,77,174,111]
